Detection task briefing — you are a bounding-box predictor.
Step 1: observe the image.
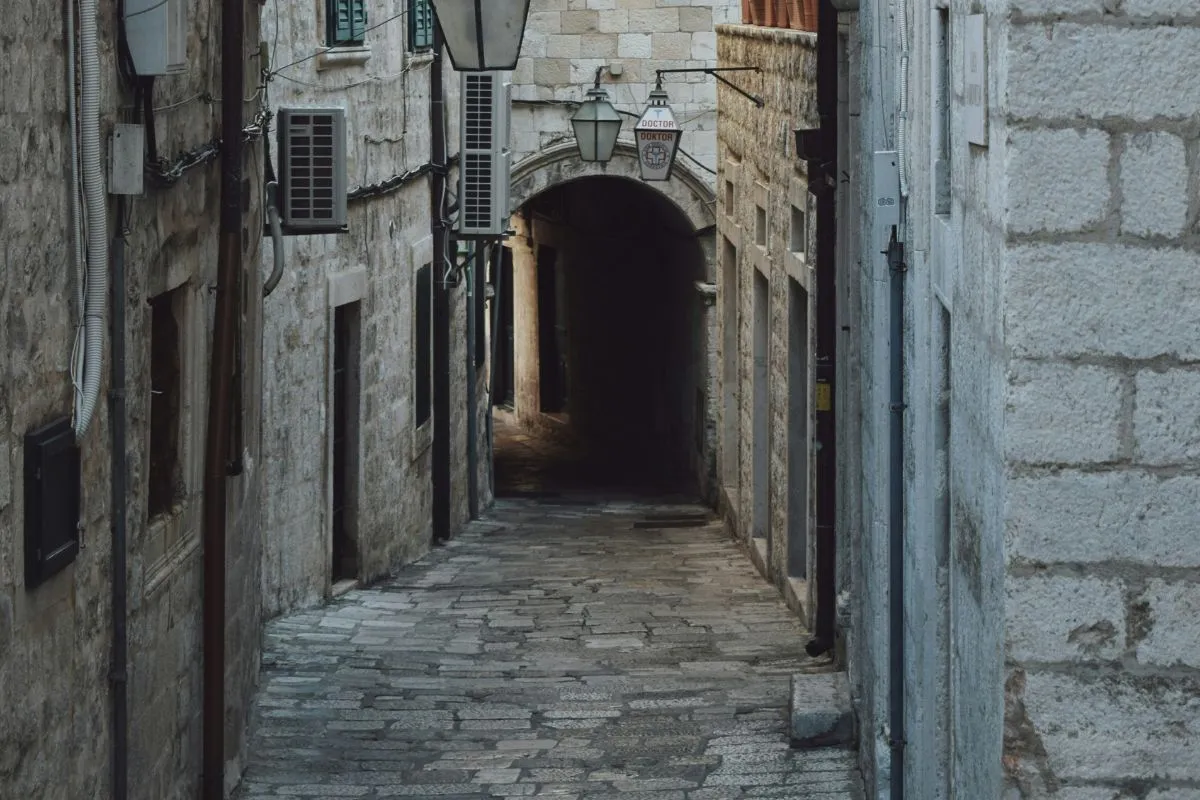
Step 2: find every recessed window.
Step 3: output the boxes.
[327,0,367,47]
[755,205,767,247]
[724,180,734,214]
[408,0,434,51]
[148,287,184,520]
[790,205,807,254]
[415,263,432,427]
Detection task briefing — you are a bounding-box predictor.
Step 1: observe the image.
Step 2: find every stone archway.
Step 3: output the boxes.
[494,147,721,501]
[510,141,717,236]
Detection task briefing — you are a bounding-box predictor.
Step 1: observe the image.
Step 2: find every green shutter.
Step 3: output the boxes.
[329,0,366,45]
[409,0,433,50]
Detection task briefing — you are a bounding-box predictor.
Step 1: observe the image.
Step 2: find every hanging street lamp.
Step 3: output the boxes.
[571,71,623,164]
[429,0,533,71]
[633,68,762,181]
[634,83,681,182]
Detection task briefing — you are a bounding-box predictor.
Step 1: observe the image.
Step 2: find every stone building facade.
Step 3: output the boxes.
[0,1,265,797]
[259,0,488,620]
[841,0,1200,797]
[713,25,818,621]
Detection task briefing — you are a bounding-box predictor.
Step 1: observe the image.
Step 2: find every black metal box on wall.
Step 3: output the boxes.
[24,417,81,589]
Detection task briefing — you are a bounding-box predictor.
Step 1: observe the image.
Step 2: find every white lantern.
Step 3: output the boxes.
[633,87,681,182]
[571,87,623,164]
[430,0,533,71]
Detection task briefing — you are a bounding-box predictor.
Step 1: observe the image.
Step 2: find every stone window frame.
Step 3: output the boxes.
[316,0,373,70]
[143,273,205,599]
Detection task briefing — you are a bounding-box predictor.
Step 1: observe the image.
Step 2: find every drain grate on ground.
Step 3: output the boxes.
[632,511,711,529]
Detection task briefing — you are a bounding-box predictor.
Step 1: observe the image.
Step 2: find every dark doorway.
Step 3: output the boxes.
[492,247,515,409]
[493,177,709,499]
[787,279,810,579]
[331,301,361,584]
[536,244,566,413]
[752,268,769,546]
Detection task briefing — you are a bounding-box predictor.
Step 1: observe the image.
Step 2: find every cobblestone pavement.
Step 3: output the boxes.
[236,498,862,799]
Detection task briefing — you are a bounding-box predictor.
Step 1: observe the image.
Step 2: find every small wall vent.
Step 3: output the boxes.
[458,72,512,238]
[277,107,349,235]
[24,417,81,590]
[124,0,188,76]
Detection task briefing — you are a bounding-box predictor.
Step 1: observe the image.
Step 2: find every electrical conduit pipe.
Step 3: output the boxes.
[75,0,108,440]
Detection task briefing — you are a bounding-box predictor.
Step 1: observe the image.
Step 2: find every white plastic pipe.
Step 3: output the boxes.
[74,0,108,440]
[66,0,87,413]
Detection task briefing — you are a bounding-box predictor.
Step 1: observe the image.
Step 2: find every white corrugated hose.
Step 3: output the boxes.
[74,0,108,440]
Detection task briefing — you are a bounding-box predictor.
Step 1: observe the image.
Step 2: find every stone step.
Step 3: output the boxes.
[789,671,854,748]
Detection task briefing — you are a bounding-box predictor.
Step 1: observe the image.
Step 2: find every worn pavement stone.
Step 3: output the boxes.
[236,498,862,799]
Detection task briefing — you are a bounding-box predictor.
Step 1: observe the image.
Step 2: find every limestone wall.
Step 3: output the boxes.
[0,2,265,796]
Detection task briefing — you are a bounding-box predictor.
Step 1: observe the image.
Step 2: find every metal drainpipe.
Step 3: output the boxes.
[110,197,129,800]
[466,243,480,518]
[430,22,452,544]
[887,226,907,799]
[202,0,244,794]
[487,242,503,500]
[807,0,840,658]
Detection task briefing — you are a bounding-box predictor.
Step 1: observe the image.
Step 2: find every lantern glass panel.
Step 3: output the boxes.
[431,0,532,70]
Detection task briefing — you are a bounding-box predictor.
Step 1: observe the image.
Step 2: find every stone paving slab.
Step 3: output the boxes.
[235,498,862,800]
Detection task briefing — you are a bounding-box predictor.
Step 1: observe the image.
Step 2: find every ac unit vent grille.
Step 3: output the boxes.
[463,153,495,231]
[464,74,495,151]
[277,107,348,234]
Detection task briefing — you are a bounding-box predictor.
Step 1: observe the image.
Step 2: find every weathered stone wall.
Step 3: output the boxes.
[998,3,1200,795]
[260,0,483,619]
[511,0,741,184]
[715,25,818,616]
[0,1,264,797]
[847,0,1200,796]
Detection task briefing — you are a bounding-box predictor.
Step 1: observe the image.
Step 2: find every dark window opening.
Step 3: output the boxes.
[416,263,432,427]
[148,288,183,520]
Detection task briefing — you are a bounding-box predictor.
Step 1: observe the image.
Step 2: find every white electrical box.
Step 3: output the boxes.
[964,14,987,147]
[124,0,188,76]
[873,151,900,257]
[458,71,512,239]
[277,107,349,234]
[109,124,144,195]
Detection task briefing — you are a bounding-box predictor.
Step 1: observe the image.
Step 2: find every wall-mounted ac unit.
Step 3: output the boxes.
[124,0,187,76]
[458,71,512,239]
[277,107,349,235]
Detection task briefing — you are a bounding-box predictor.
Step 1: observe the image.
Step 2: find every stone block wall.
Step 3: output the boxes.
[1000,5,1200,792]
[511,0,742,183]
[715,24,818,614]
[260,0,485,619]
[0,1,264,797]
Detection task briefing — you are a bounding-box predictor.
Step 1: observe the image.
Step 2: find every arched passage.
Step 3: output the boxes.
[494,146,717,498]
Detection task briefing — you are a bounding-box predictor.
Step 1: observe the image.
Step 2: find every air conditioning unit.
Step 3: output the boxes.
[458,71,512,239]
[277,107,349,235]
[124,0,187,76]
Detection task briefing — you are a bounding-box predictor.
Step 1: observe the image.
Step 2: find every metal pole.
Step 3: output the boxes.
[887,227,907,800]
[109,198,129,800]
[203,0,243,793]
[466,243,479,518]
[807,0,839,658]
[431,20,451,544]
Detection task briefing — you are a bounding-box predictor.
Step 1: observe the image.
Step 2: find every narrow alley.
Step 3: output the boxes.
[235,495,861,799]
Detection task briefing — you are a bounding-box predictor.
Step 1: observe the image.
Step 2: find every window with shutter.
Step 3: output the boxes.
[409,0,433,51]
[327,0,367,46]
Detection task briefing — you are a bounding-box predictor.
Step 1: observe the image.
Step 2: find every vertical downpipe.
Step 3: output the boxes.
[808,0,840,657]
[887,228,906,799]
[203,0,244,795]
[466,245,480,518]
[487,242,503,500]
[110,199,129,800]
[430,22,451,543]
